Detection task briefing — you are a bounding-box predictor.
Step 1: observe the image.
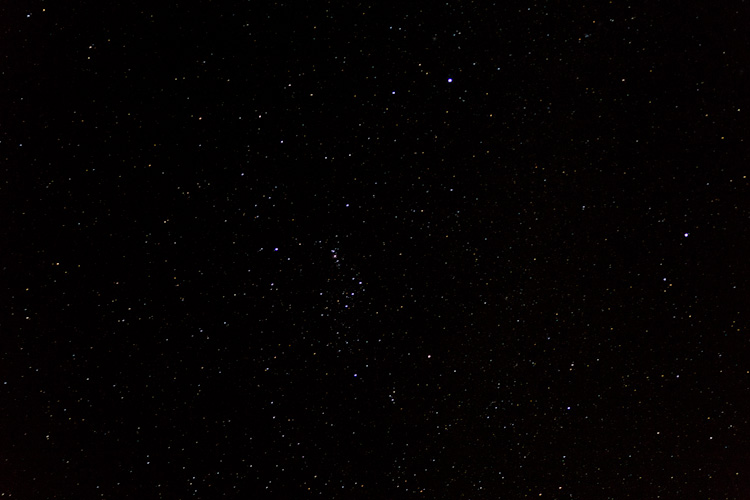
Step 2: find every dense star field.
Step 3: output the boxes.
[2,1,750,498]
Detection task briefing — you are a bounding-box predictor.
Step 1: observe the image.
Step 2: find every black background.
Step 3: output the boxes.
[2,1,750,498]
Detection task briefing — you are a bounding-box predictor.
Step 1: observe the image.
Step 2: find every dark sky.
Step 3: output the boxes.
[3,1,750,498]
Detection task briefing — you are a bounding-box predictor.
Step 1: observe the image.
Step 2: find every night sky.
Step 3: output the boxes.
[3,1,750,498]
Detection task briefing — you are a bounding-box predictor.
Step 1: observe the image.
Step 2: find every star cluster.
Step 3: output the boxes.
[2,1,750,498]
